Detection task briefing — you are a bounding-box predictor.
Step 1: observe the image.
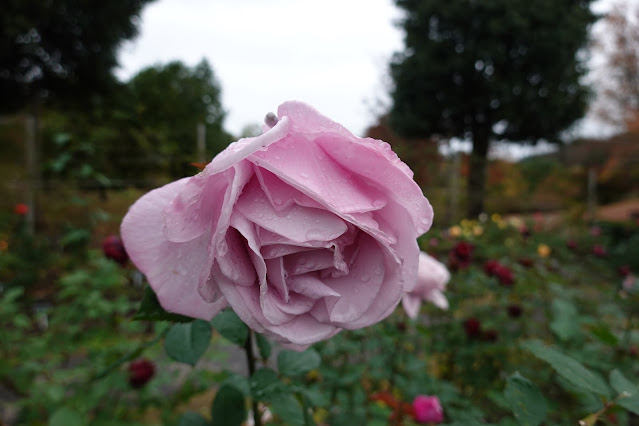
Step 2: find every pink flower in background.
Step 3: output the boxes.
[121,101,433,347]
[103,235,128,266]
[412,395,444,423]
[402,252,450,319]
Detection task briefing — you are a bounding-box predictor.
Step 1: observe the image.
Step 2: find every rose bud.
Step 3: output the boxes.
[464,317,481,339]
[483,260,500,276]
[481,329,499,342]
[121,101,434,348]
[128,359,155,388]
[507,304,523,318]
[412,395,444,424]
[14,203,28,216]
[103,235,128,266]
[494,265,515,286]
[402,252,450,319]
[592,244,607,257]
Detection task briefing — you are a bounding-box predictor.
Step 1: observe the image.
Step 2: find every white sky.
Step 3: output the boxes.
[116,0,627,158]
[117,0,402,138]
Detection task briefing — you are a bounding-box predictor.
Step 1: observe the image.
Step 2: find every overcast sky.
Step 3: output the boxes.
[117,0,624,155]
[117,0,403,138]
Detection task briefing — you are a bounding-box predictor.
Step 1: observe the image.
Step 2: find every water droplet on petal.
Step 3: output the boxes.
[300,172,310,179]
[361,274,371,282]
[305,229,325,241]
[372,200,385,208]
[217,241,228,256]
[274,198,282,206]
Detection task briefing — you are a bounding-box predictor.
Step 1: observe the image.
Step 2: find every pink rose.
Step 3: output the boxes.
[402,252,449,318]
[412,395,444,423]
[121,101,433,347]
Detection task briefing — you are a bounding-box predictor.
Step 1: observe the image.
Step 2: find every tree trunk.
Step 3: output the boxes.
[467,130,490,218]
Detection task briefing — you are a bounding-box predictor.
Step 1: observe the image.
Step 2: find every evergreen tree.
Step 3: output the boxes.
[390,0,596,217]
[1,0,154,112]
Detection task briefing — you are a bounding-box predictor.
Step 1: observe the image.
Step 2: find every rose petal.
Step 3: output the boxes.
[236,177,348,243]
[288,274,340,299]
[216,228,257,287]
[121,179,226,319]
[402,294,421,319]
[284,249,335,275]
[317,134,433,235]
[265,257,289,301]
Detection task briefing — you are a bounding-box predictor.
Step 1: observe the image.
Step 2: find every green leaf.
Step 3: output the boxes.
[610,370,639,415]
[177,411,211,426]
[164,320,212,366]
[523,340,611,398]
[49,407,85,426]
[256,333,272,360]
[211,310,248,346]
[250,368,283,400]
[222,373,250,396]
[278,349,321,377]
[550,299,579,341]
[211,384,246,426]
[269,393,305,426]
[134,286,195,323]
[504,372,548,426]
[589,324,619,347]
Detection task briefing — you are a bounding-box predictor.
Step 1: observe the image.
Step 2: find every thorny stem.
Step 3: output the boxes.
[244,330,261,426]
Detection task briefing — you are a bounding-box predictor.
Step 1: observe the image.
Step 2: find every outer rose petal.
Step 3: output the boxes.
[402,252,450,319]
[121,179,226,319]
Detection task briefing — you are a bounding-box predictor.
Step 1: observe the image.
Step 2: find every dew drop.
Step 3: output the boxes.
[372,200,385,208]
[305,229,325,241]
[274,155,281,161]
[360,274,371,282]
[300,172,310,179]
[274,198,282,206]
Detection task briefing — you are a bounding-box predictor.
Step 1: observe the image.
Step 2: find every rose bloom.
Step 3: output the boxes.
[103,235,128,266]
[494,264,515,286]
[121,101,434,347]
[464,317,481,339]
[14,203,28,216]
[128,359,155,388]
[412,395,444,424]
[402,252,450,318]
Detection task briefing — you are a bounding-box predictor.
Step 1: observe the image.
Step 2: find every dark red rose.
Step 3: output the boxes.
[483,260,500,276]
[592,244,607,257]
[619,265,631,277]
[566,240,577,251]
[519,225,530,238]
[128,359,155,388]
[450,242,474,269]
[494,265,515,286]
[507,304,523,318]
[103,235,128,266]
[464,317,481,339]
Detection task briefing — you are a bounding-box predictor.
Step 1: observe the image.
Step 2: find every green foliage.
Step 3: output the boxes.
[278,349,321,377]
[211,309,249,346]
[210,384,246,426]
[504,373,548,426]
[164,320,213,366]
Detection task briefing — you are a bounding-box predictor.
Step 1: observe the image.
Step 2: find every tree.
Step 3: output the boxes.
[389,0,596,217]
[0,0,154,112]
[590,0,639,128]
[124,59,232,178]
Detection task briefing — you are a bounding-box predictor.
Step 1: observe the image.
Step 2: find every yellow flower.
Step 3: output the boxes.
[449,225,462,237]
[491,213,502,223]
[537,244,551,257]
[473,225,484,236]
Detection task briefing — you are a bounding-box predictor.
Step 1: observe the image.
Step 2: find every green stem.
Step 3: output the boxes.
[244,331,261,426]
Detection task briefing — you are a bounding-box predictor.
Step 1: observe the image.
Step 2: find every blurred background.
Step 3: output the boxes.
[2,1,639,424]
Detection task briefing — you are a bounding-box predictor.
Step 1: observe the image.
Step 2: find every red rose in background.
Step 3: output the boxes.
[128,359,155,388]
[14,203,28,216]
[103,235,128,266]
